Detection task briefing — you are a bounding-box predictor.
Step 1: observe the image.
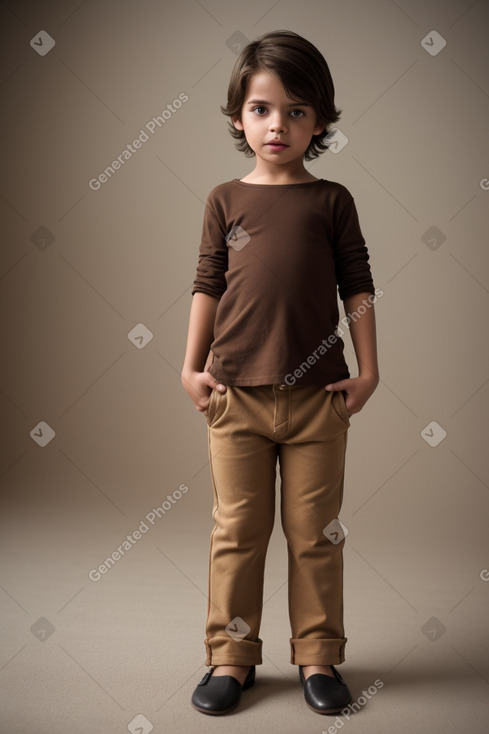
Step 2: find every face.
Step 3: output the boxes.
[233,69,324,166]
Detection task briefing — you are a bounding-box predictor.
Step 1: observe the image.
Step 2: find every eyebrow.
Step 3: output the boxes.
[246,98,311,107]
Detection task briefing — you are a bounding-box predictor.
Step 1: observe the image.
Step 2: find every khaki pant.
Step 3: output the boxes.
[204,383,350,667]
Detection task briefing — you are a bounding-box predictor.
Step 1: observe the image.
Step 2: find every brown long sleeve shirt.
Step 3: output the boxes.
[192,178,375,386]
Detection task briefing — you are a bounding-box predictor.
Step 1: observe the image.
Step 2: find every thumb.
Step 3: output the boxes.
[207,375,226,393]
[325,380,349,392]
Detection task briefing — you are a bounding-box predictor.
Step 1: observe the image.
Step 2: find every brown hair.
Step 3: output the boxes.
[221,30,341,161]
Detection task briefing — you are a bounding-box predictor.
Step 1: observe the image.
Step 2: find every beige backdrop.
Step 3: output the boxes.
[1,1,488,733]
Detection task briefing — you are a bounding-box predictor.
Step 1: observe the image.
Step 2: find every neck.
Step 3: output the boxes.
[241,159,318,185]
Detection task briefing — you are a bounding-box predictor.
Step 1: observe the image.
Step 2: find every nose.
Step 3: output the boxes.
[269,112,287,133]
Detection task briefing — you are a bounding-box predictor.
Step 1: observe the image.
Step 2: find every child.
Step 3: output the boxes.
[182,30,379,716]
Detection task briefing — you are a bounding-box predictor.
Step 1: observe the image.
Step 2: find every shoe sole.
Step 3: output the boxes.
[191,700,241,715]
[304,696,352,716]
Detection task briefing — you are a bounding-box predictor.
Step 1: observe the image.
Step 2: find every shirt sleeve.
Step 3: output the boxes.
[333,194,375,300]
[191,191,228,299]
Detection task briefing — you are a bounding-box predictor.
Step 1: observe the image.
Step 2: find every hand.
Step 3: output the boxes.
[325,375,379,417]
[181,370,227,413]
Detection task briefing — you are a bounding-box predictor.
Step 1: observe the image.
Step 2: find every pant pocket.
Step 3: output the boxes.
[206,387,226,427]
[331,389,350,427]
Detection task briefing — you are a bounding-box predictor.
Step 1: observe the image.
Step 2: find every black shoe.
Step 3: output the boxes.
[191,665,256,715]
[299,665,352,715]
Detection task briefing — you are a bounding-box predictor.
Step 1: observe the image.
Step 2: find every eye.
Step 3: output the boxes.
[290,109,305,118]
[252,106,267,115]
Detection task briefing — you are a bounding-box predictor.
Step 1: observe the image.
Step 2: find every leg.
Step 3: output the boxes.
[204,386,278,667]
[278,386,349,667]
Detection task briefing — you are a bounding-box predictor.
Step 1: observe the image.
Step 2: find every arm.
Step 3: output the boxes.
[325,291,379,416]
[181,292,226,413]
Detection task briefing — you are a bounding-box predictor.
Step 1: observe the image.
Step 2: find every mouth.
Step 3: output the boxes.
[266,141,289,151]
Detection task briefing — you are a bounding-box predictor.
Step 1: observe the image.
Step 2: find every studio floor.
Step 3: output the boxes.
[1,505,488,734]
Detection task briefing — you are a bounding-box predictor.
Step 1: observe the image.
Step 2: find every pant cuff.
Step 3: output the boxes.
[205,637,263,666]
[290,637,347,665]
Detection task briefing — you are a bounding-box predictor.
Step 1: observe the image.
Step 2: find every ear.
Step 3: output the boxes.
[232,117,244,131]
[313,122,326,136]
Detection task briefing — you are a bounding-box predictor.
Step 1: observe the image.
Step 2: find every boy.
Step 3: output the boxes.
[182,30,379,716]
